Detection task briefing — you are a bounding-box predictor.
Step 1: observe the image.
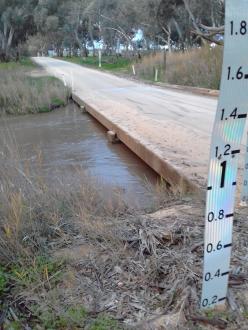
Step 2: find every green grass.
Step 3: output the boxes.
[11,256,63,289]
[60,55,132,72]
[6,322,23,330]
[63,48,221,90]
[0,57,35,70]
[89,315,123,330]
[26,76,64,93]
[51,97,66,107]
[39,306,87,329]
[204,309,236,323]
[0,266,8,295]
[0,264,125,330]
[0,60,70,115]
[34,306,122,330]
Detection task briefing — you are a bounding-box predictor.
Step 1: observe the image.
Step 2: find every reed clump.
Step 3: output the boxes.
[0,64,69,115]
[135,51,167,82]
[166,46,222,89]
[135,46,222,89]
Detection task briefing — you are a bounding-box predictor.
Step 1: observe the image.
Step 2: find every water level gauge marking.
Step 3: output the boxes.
[201,0,248,309]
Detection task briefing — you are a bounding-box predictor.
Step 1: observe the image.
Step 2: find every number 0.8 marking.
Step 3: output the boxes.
[208,210,225,222]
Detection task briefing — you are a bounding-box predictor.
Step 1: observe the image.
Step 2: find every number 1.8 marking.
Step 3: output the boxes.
[230,20,247,35]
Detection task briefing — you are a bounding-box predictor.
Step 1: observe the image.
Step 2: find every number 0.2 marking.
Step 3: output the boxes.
[202,295,218,307]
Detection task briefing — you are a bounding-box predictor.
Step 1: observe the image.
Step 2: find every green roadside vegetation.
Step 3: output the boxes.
[0,58,70,115]
[59,55,132,73]
[59,46,222,90]
[0,58,35,70]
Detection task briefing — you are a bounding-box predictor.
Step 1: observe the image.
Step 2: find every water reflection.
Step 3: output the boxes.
[0,104,162,209]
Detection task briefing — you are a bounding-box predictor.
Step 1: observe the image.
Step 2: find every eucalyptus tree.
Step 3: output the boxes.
[0,0,38,61]
[153,0,224,49]
[86,0,141,54]
[0,0,226,61]
[181,0,224,45]
[33,0,67,55]
[189,0,224,44]
[59,0,93,56]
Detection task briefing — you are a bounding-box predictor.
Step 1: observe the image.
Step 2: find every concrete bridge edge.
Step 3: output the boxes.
[72,92,200,195]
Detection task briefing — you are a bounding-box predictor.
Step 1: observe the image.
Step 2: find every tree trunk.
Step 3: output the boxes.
[173,19,183,48]
[166,24,172,53]
[0,23,15,61]
[182,0,207,45]
[210,0,216,27]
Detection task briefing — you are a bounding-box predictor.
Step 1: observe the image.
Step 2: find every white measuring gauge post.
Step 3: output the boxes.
[240,131,248,206]
[201,0,248,309]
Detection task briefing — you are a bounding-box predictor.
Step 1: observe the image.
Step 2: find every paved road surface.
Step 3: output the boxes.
[34,57,218,190]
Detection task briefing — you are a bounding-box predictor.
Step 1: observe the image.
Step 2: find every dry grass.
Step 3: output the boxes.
[0,64,69,115]
[0,125,177,329]
[134,52,167,82]
[0,138,128,265]
[134,47,223,90]
[48,199,248,329]
[1,135,248,329]
[0,131,132,328]
[166,47,222,89]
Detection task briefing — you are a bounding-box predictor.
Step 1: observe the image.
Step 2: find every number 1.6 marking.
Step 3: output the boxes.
[227,66,248,80]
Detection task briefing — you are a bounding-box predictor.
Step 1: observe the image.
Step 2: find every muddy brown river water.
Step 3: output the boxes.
[0,104,161,209]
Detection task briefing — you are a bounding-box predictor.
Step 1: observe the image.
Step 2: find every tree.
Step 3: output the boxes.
[0,0,225,61]
[0,0,38,61]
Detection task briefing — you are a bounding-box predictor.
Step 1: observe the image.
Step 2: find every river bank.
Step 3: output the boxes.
[0,59,172,329]
[1,182,248,329]
[1,59,248,329]
[0,59,69,115]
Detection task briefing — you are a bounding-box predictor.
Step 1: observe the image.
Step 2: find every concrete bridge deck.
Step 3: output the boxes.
[33,57,218,193]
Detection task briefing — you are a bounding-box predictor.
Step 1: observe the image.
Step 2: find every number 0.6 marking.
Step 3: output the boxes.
[206,241,223,253]
[206,241,232,254]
